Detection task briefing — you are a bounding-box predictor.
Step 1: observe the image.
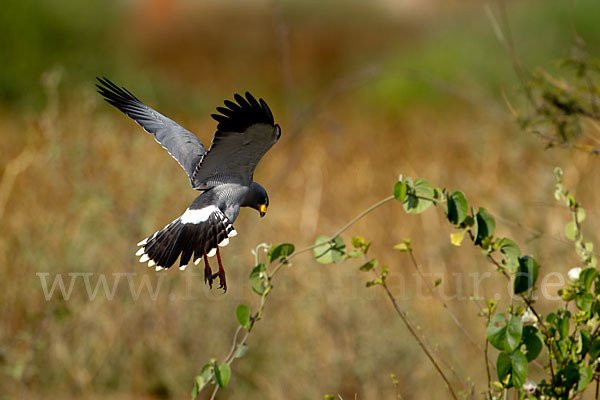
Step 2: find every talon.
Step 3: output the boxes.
[215,247,227,293]
[203,251,213,289]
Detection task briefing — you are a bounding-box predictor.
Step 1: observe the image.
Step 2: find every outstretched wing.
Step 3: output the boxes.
[191,92,281,189]
[96,77,207,184]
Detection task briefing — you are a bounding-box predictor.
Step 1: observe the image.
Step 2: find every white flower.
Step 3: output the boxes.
[521,309,536,325]
[522,380,537,393]
[568,267,583,282]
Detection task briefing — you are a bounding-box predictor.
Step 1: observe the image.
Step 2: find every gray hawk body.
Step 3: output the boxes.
[96,77,281,292]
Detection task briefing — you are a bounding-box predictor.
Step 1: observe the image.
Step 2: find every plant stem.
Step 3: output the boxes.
[485,311,493,400]
[332,195,395,238]
[209,383,219,400]
[272,195,395,279]
[404,250,477,393]
[407,250,481,351]
[379,279,459,400]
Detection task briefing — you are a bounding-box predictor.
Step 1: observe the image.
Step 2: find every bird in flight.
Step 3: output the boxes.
[96,77,281,292]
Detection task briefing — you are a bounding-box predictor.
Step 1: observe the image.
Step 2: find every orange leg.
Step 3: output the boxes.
[212,247,227,293]
[203,251,213,288]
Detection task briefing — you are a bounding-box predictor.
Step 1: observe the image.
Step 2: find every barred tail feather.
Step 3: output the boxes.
[136,206,236,270]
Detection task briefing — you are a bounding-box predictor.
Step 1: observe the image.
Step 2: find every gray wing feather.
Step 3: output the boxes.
[192,123,280,189]
[96,77,207,183]
[191,92,280,189]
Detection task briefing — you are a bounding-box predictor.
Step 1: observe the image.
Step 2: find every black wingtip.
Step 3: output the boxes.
[211,92,275,133]
[96,77,143,112]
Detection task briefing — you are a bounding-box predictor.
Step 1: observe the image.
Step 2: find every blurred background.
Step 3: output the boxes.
[2,0,600,398]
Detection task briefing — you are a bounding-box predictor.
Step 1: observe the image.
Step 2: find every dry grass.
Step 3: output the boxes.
[2,2,600,399]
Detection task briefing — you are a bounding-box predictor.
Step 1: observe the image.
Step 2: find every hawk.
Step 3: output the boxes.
[96,77,281,292]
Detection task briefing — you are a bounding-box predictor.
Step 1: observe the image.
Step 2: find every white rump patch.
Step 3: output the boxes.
[139,254,149,263]
[207,248,217,257]
[180,206,218,224]
[218,237,229,247]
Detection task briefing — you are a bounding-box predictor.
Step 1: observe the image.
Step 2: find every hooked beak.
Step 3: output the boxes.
[258,204,267,217]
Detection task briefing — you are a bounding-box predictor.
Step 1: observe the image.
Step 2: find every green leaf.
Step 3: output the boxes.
[381,265,389,278]
[558,316,570,340]
[314,236,331,263]
[578,329,592,355]
[576,293,594,312]
[214,363,231,388]
[487,313,508,351]
[235,304,251,329]
[393,181,407,202]
[510,350,528,388]
[346,249,363,259]
[314,235,346,264]
[522,326,542,362]
[497,238,521,272]
[578,365,593,391]
[351,236,365,248]
[235,343,248,358]
[496,351,512,384]
[248,264,268,295]
[192,375,203,398]
[403,178,435,214]
[366,278,383,287]
[475,207,495,245]
[514,256,539,294]
[393,238,412,252]
[505,315,523,353]
[564,361,580,392]
[462,215,475,227]
[565,220,577,241]
[359,259,378,272]
[580,268,598,291]
[576,207,586,223]
[546,312,557,325]
[193,362,214,396]
[267,243,295,263]
[446,190,468,225]
[589,340,600,360]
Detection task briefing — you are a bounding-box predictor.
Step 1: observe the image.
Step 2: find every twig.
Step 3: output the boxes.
[224,326,243,361]
[407,250,481,352]
[209,383,219,400]
[379,279,459,400]
[484,310,493,400]
[403,250,483,395]
[274,195,395,275]
[484,1,532,105]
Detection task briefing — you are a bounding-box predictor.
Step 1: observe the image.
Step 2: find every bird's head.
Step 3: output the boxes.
[244,182,269,217]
